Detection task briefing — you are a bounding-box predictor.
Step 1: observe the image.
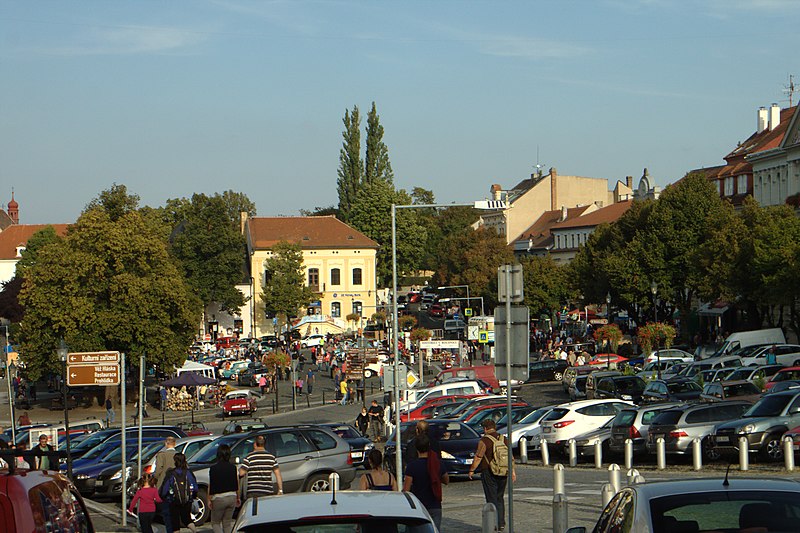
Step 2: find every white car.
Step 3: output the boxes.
[500,405,556,452]
[301,334,325,348]
[644,349,694,364]
[741,344,800,367]
[539,398,633,446]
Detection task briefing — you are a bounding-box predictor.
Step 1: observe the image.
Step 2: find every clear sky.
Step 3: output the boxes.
[1,0,798,224]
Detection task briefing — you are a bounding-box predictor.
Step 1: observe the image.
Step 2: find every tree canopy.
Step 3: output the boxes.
[261,241,316,333]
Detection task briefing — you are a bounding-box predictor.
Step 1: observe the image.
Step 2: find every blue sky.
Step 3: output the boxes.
[1,0,798,224]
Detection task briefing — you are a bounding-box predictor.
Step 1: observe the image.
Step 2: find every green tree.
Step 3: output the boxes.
[337,106,363,222]
[84,183,139,221]
[520,255,574,319]
[15,226,62,275]
[0,277,24,323]
[261,241,316,336]
[364,102,393,186]
[18,202,200,380]
[170,192,249,314]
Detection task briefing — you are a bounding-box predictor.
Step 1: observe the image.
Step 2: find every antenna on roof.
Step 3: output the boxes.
[532,145,546,178]
[723,462,733,486]
[784,75,796,108]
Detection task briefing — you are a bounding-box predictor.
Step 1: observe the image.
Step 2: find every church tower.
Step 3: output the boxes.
[7,191,18,224]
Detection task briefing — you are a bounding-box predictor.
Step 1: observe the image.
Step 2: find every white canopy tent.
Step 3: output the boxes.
[175,360,216,380]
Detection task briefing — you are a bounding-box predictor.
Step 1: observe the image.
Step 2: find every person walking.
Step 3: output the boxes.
[258,375,267,395]
[406,420,441,463]
[160,387,168,411]
[154,436,178,533]
[367,400,384,442]
[403,435,448,530]
[306,368,314,395]
[468,419,516,532]
[163,453,198,532]
[106,397,115,425]
[207,444,239,533]
[356,407,369,436]
[33,434,55,470]
[128,474,162,533]
[359,449,397,491]
[239,434,283,500]
[340,379,349,406]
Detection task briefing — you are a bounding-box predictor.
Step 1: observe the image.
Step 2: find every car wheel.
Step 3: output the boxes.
[304,473,331,492]
[193,487,209,525]
[761,433,784,462]
[554,372,563,381]
[702,438,721,461]
[794,359,800,367]
[364,369,373,379]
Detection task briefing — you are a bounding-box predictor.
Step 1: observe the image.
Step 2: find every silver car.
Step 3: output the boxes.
[567,478,800,533]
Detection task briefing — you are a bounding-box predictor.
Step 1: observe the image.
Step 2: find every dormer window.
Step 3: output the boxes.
[15,246,25,258]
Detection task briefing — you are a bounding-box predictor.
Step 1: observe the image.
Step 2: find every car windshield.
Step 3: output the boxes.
[191,435,242,464]
[72,430,115,451]
[667,381,701,393]
[517,407,552,425]
[496,406,536,426]
[134,441,164,461]
[723,383,759,396]
[725,369,751,381]
[238,518,436,532]
[650,410,683,426]
[327,426,360,439]
[616,378,645,394]
[649,490,800,533]
[745,394,793,417]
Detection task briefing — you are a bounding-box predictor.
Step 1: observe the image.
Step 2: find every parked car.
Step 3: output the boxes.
[239,362,269,387]
[232,491,437,532]
[138,434,218,476]
[764,380,800,395]
[641,378,702,403]
[723,364,784,384]
[318,423,373,468]
[699,368,733,384]
[636,359,683,380]
[539,399,633,448]
[564,419,614,458]
[661,361,692,380]
[399,394,483,422]
[711,390,800,461]
[384,420,480,477]
[459,403,530,433]
[587,354,629,367]
[500,405,556,452]
[401,380,492,412]
[700,380,762,403]
[69,426,187,459]
[71,442,158,498]
[585,371,621,400]
[176,421,214,437]
[569,375,589,401]
[222,389,260,417]
[594,375,647,404]
[647,401,752,460]
[608,403,682,456]
[189,426,357,524]
[562,365,594,393]
[765,366,800,391]
[644,349,695,364]
[741,344,800,366]
[431,366,499,391]
[222,418,268,435]
[566,478,800,533]
[427,303,444,317]
[220,360,250,380]
[300,334,325,348]
[527,359,570,382]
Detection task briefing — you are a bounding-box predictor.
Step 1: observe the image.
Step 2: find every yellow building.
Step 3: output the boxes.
[245,215,379,337]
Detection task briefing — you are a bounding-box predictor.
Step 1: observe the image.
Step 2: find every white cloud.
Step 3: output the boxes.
[39,25,208,56]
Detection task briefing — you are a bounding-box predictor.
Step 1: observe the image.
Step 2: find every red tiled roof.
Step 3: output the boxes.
[0,224,69,260]
[514,206,592,248]
[726,106,797,160]
[551,201,632,230]
[248,216,379,250]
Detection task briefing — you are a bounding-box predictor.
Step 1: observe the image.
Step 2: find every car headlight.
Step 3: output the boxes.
[740,424,756,434]
[440,451,455,460]
[110,466,131,480]
[621,395,633,401]
[75,474,90,480]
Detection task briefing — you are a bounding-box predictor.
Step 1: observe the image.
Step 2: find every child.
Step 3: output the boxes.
[128,474,162,533]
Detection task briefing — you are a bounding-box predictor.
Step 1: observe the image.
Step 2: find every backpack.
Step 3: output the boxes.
[168,470,193,505]
[486,434,509,477]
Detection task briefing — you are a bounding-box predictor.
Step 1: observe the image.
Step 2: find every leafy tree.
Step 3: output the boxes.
[0,277,23,323]
[84,183,139,221]
[519,255,574,319]
[300,205,339,217]
[261,241,316,336]
[399,315,417,331]
[336,106,363,222]
[594,324,623,352]
[411,187,435,206]
[170,192,249,314]
[15,226,62,275]
[420,206,480,271]
[364,102,393,186]
[18,203,201,380]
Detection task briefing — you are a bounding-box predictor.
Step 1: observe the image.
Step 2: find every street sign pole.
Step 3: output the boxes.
[120,352,126,527]
[504,267,514,533]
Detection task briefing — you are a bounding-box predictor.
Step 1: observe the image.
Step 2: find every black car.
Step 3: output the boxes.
[594,376,647,404]
[385,420,480,477]
[319,423,373,468]
[527,359,570,383]
[239,362,266,387]
[642,378,703,403]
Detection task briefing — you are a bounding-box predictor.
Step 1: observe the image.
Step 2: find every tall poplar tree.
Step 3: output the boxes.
[364,102,393,186]
[336,106,363,222]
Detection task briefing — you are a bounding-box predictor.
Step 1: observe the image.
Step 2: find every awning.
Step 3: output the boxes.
[697,302,729,317]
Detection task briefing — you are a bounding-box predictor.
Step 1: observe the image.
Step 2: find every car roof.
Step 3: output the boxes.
[236,491,432,527]
[624,478,800,499]
[555,398,632,409]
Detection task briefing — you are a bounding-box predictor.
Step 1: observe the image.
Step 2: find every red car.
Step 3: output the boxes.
[400,394,484,422]
[222,390,259,417]
[428,304,444,317]
[765,366,800,390]
[588,354,629,366]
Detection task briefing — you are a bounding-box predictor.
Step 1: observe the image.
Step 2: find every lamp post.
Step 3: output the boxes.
[2,324,14,445]
[57,338,73,479]
[437,285,472,315]
[606,293,612,370]
[651,281,660,379]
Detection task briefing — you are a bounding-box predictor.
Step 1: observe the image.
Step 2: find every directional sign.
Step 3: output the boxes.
[67,363,120,386]
[67,351,120,364]
[419,340,461,349]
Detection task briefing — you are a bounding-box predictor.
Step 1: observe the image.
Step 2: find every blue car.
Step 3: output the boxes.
[70,442,156,498]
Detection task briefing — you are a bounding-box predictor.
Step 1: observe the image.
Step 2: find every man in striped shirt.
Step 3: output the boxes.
[239,435,283,499]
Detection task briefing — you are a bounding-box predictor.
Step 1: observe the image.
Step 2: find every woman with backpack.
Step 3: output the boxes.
[467,419,516,532]
[164,453,199,532]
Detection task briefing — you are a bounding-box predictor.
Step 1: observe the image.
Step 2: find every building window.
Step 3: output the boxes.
[352,268,363,285]
[308,268,319,291]
[737,174,747,194]
[352,301,362,316]
[719,180,724,196]
[330,268,341,286]
[331,302,341,318]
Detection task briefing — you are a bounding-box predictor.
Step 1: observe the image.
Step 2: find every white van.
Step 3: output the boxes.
[400,380,488,411]
[715,328,786,357]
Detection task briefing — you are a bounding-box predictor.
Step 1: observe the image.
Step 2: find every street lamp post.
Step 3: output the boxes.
[57,338,73,479]
[2,324,15,445]
[651,281,660,379]
[606,293,612,370]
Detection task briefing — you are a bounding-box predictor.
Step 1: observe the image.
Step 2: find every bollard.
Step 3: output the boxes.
[784,437,795,472]
[272,399,276,414]
[692,438,703,471]
[594,440,603,468]
[608,464,621,494]
[328,472,340,492]
[626,468,640,486]
[569,439,578,467]
[553,464,565,495]
[553,493,568,533]
[541,438,550,466]
[601,482,615,508]
[323,391,326,404]
[624,438,633,470]
[481,503,498,533]
[632,474,646,484]
[520,437,529,464]
[739,436,749,471]
[656,437,666,470]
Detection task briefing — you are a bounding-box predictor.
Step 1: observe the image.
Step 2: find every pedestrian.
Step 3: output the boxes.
[162,453,198,532]
[239,434,283,500]
[154,436,178,533]
[340,379,349,406]
[358,449,397,491]
[468,419,516,532]
[207,444,239,533]
[106,397,115,425]
[18,412,31,426]
[306,368,314,395]
[367,400,384,442]
[406,420,441,463]
[403,434,448,530]
[160,387,168,411]
[356,407,369,436]
[128,474,162,533]
[295,377,304,396]
[33,434,54,470]
[767,346,778,365]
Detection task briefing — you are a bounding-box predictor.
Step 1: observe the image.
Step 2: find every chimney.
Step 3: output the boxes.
[240,211,248,235]
[491,184,503,201]
[550,167,558,210]
[769,103,781,131]
[560,205,568,222]
[626,176,633,189]
[757,106,768,133]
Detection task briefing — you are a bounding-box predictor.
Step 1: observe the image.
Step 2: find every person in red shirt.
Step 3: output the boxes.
[129,474,162,533]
